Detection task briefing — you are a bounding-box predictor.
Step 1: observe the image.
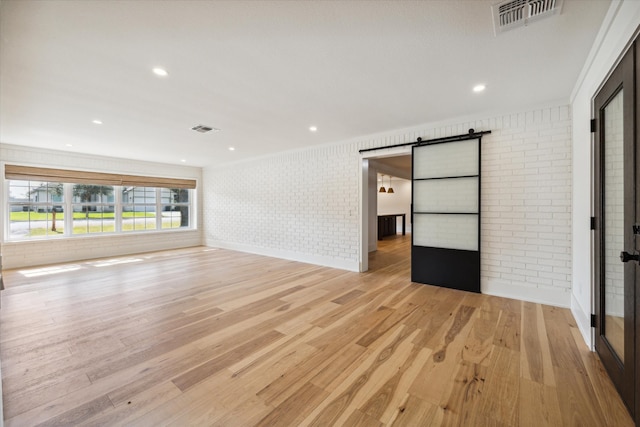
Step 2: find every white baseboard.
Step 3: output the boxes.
[571,292,593,350]
[481,280,571,308]
[206,240,360,272]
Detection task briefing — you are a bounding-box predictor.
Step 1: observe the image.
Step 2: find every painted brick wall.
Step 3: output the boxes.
[480,107,572,306]
[204,103,573,306]
[0,144,203,269]
[204,144,361,271]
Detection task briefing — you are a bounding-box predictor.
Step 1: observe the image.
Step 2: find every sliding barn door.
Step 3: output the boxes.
[411,138,480,292]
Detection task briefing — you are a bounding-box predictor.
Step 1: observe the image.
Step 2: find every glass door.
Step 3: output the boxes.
[594,45,636,416]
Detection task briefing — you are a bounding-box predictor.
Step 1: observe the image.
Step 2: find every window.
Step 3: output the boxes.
[161,188,190,229]
[8,180,65,238]
[71,184,115,235]
[122,186,157,231]
[5,166,196,240]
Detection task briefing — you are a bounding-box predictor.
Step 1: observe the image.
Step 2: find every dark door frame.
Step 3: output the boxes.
[635,42,640,426]
[593,42,637,420]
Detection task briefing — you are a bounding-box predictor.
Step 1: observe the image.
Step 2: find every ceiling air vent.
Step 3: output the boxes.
[191,125,220,133]
[492,0,563,34]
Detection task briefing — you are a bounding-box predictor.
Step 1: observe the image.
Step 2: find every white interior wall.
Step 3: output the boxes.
[0,143,203,269]
[204,102,573,307]
[367,163,377,253]
[570,0,640,349]
[377,177,411,233]
[204,144,361,271]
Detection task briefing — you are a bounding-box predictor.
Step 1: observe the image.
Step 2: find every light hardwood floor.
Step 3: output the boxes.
[0,235,633,426]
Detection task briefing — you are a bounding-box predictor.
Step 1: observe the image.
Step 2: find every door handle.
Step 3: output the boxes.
[620,251,640,263]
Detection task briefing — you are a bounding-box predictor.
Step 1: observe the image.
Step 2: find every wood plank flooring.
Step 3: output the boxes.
[0,235,633,426]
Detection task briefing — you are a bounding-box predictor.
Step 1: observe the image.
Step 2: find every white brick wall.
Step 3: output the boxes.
[204,103,573,307]
[0,144,203,269]
[203,144,361,270]
[480,106,572,306]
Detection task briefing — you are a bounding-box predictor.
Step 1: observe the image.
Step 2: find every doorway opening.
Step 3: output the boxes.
[359,150,411,273]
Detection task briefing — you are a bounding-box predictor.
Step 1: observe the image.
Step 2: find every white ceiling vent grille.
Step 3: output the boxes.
[492,0,563,34]
[191,125,220,133]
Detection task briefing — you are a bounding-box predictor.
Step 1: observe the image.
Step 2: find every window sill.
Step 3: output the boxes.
[3,227,199,245]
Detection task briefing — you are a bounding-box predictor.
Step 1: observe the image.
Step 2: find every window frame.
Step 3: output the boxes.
[121,186,159,232]
[160,188,191,230]
[70,183,117,236]
[6,180,67,239]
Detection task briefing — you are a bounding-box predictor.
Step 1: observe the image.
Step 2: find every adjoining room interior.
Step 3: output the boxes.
[367,155,412,272]
[1,0,640,425]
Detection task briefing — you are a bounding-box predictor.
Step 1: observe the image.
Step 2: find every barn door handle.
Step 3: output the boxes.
[620,251,640,263]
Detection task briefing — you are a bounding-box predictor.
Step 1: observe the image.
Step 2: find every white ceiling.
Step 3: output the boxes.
[0,0,611,168]
[371,156,412,180]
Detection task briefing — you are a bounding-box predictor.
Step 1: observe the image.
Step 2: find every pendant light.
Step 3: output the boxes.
[379,174,386,193]
[387,176,395,194]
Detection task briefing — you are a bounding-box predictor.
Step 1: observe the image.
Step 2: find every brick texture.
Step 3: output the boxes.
[0,103,572,306]
[203,104,573,306]
[203,144,361,265]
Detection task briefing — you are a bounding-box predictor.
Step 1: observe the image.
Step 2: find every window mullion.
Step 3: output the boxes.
[64,183,72,236]
[115,186,122,233]
[189,189,193,229]
[156,188,161,231]
[4,179,9,242]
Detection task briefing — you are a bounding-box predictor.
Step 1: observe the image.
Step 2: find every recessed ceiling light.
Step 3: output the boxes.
[473,84,486,93]
[228,147,235,151]
[92,119,103,125]
[180,159,186,163]
[309,126,318,132]
[65,144,73,147]
[152,67,168,77]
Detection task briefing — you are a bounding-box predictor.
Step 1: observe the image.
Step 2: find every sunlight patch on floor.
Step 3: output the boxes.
[19,264,83,277]
[87,258,143,268]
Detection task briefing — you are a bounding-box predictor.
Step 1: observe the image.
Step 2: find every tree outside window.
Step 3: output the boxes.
[72,185,113,215]
[29,182,63,232]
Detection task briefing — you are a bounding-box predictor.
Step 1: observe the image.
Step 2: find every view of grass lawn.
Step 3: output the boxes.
[10,212,156,221]
[27,228,66,236]
[72,223,159,233]
[28,228,64,236]
[24,218,181,236]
